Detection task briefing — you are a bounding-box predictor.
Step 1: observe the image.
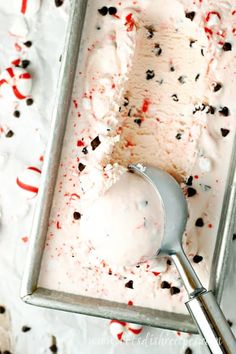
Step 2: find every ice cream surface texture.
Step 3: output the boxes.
[39,0,236,314]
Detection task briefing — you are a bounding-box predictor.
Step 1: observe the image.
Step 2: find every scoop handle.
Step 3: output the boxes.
[186,291,236,353]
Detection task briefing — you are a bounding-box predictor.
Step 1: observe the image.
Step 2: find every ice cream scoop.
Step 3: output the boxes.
[129,163,236,354]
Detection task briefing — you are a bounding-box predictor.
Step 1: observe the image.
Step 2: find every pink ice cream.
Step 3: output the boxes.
[110,6,208,182]
[39,0,236,314]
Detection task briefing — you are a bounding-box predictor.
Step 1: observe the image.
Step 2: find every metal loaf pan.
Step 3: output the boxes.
[21,0,236,333]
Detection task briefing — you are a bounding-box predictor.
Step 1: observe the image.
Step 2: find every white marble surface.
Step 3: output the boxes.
[0,1,236,353]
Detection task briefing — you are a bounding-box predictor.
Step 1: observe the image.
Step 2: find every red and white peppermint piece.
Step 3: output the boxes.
[0,67,32,101]
[0,0,41,16]
[205,11,221,27]
[109,320,143,342]
[16,166,41,197]
[20,0,41,16]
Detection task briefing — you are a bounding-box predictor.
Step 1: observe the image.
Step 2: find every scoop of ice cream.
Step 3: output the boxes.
[80,171,164,266]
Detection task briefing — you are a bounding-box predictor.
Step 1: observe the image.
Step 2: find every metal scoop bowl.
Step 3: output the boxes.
[129,163,236,354]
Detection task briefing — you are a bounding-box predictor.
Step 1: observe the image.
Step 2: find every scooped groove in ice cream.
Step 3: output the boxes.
[80,172,164,267]
[110,5,208,181]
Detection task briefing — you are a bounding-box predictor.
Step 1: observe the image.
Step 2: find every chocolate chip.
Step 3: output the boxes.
[201,48,204,56]
[185,11,195,21]
[167,259,172,265]
[206,105,216,114]
[233,234,236,241]
[175,133,182,140]
[201,103,206,111]
[195,73,200,81]
[187,187,196,197]
[193,255,203,263]
[195,218,204,227]
[91,136,101,150]
[170,286,180,295]
[193,106,200,115]
[184,348,193,354]
[26,98,34,106]
[189,39,196,47]
[13,110,20,118]
[186,176,193,186]
[0,306,6,314]
[49,344,58,353]
[146,69,155,80]
[146,25,155,39]
[6,130,14,138]
[213,83,222,92]
[223,42,232,51]
[172,94,179,102]
[153,43,162,56]
[21,60,30,69]
[96,26,101,30]
[170,66,175,72]
[22,326,31,332]
[128,108,132,117]
[124,97,129,106]
[161,281,171,289]
[108,7,117,15]
[55,0,63,6]
[23,41,32,47]
[178,76,186,84]
[221,128,230,137]
[134,118,142,126]
[227,320,233,327]
[73,212,81,220]
[78,163,86,172]
[98,6,108,16]
[3,351,12,354]
[82,147,88,155]
[125,280,134,289]
[219,107,229,116]
[193,103,206,114]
